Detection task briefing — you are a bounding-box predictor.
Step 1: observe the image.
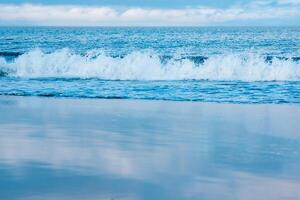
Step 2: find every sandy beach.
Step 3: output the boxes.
[0,96,300,200]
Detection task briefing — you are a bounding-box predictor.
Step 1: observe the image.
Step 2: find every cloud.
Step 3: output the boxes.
[0,3,299,26]
[277,0,300,5]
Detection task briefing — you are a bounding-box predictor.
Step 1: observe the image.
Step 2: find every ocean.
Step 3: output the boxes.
[1,27,300,200]
[0,26,300,103]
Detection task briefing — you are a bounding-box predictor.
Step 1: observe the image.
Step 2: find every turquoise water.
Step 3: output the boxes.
[0,27,300,103]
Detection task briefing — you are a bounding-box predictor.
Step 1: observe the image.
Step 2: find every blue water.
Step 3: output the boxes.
[1,27,300,103]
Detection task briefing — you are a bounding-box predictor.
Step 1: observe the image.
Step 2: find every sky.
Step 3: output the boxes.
[0,0,299,26]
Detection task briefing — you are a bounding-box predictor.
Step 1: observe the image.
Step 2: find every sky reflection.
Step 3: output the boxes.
[1,97,300,200]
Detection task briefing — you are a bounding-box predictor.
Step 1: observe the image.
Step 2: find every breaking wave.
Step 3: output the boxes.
[0,48,300,81]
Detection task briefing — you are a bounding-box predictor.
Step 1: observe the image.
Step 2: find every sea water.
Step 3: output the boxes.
[1,27,300,200]
[0,27,300,103]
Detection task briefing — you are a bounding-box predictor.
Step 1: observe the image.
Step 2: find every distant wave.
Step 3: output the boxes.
[0,48,300,81]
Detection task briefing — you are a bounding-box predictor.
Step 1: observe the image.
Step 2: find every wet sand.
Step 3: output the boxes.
[0,96,300,200]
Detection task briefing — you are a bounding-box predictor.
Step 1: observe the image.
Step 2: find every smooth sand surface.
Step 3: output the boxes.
[0,96,300,200]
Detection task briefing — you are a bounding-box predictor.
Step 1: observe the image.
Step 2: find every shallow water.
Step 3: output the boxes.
[1,97,300,200]
[0,27,300,103]
[1,78,300,103]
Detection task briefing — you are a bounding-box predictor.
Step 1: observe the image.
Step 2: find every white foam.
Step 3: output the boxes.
[0,48,299,81]
[0,57,5,66]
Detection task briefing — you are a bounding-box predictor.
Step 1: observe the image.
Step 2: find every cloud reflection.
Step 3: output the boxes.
[1,97,300,199]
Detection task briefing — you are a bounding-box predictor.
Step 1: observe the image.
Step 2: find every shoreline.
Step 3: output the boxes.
[1,94,300,106]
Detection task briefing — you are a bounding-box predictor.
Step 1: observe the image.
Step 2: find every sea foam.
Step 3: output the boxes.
[0,48,299,81]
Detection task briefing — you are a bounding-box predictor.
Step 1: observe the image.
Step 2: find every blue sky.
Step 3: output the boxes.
[0,0,253,8]
[0,0,299,26]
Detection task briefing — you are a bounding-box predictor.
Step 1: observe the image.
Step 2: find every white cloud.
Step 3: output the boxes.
[277,0,300,5]
[0,3,299,26]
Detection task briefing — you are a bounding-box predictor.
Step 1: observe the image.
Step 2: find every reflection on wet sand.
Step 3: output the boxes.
[0,97,300,200]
